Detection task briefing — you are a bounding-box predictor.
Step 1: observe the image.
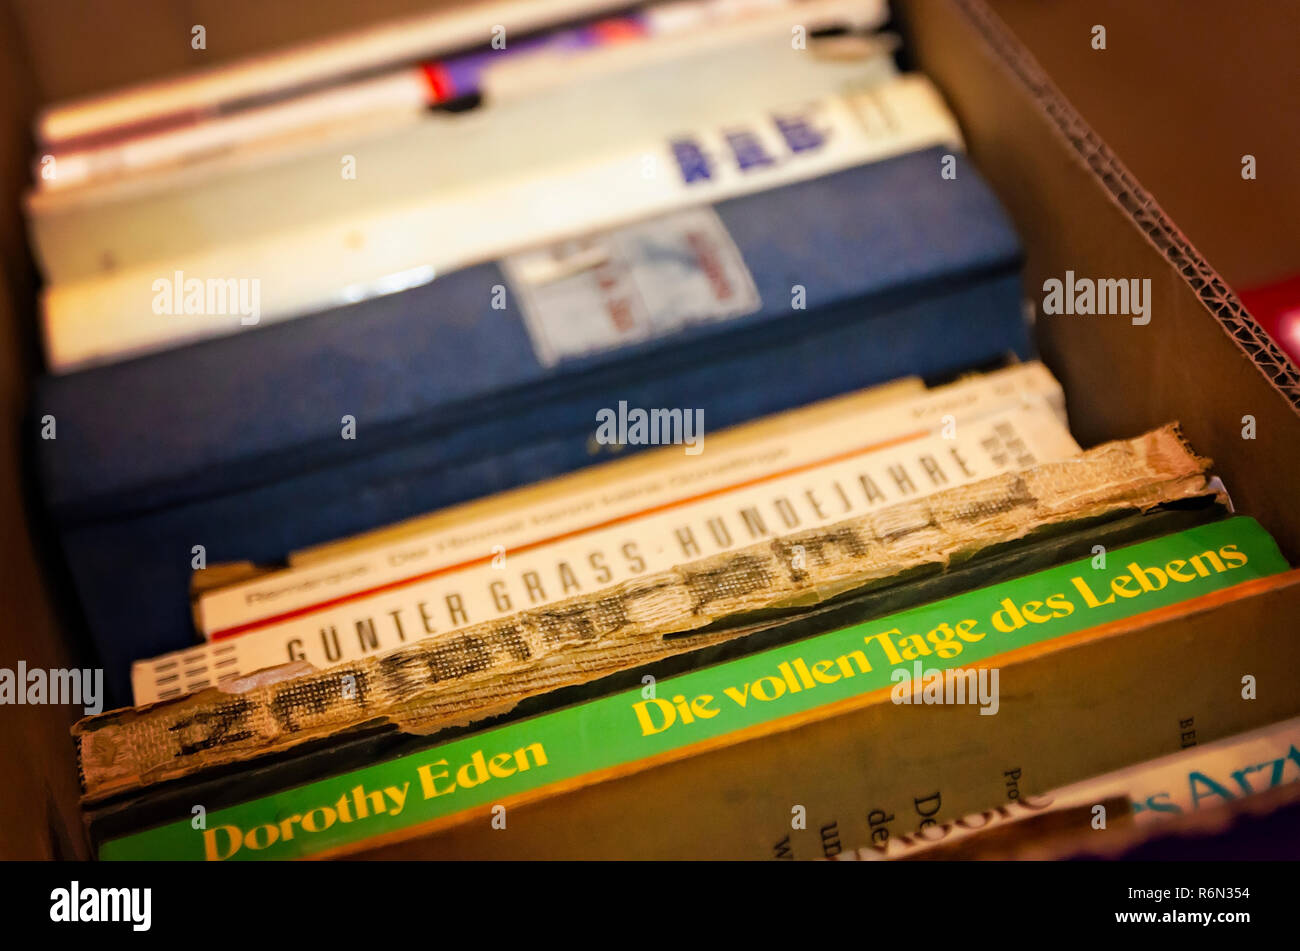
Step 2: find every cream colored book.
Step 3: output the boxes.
[40,0,887,145]
[37,0,636,145]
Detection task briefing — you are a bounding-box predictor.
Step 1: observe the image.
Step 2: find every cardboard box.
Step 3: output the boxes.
[0,0,1296,858]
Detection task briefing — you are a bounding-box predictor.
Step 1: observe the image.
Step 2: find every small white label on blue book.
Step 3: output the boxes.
[505,206,762,366]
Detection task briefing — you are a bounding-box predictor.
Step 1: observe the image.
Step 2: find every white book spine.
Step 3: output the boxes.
[36,0,635,144]
[42,0,888,145]
[38,71,432,192]
[199,362,1069,631]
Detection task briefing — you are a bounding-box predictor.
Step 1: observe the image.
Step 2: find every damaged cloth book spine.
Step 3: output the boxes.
[94,515,1290,860]
[78,424,1218,801]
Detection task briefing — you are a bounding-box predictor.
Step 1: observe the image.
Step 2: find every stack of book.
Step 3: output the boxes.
[25,0,1300,860]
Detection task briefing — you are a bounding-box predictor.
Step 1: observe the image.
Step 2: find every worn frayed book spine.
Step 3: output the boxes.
[76,424,1213,802]
[132,363,1074,705]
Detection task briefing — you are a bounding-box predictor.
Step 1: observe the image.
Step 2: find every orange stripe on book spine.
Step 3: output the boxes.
[208,428,931,640]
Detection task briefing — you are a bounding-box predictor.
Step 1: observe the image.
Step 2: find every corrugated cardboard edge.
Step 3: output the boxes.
[950,0,1300,405]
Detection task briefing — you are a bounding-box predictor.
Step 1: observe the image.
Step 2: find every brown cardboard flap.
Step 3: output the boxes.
[898,0,1300,563]
[987,0,1300,292]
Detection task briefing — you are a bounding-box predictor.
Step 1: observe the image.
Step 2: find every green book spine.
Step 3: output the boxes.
[102,516,1288,860]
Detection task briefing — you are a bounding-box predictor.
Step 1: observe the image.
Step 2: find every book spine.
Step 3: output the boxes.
[39,1,889,146]
[95,517,1291,859]
[33,7,685,191]
[36,0,636,144]
[1050,715,1300,824]
[82,424,1212,800]
[38,71,433,192]
[193,362,1069,632]
[31,5,896,284]
[41,76,956,371]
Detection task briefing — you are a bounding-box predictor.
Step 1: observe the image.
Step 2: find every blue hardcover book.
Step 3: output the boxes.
[35,147,1027,702]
